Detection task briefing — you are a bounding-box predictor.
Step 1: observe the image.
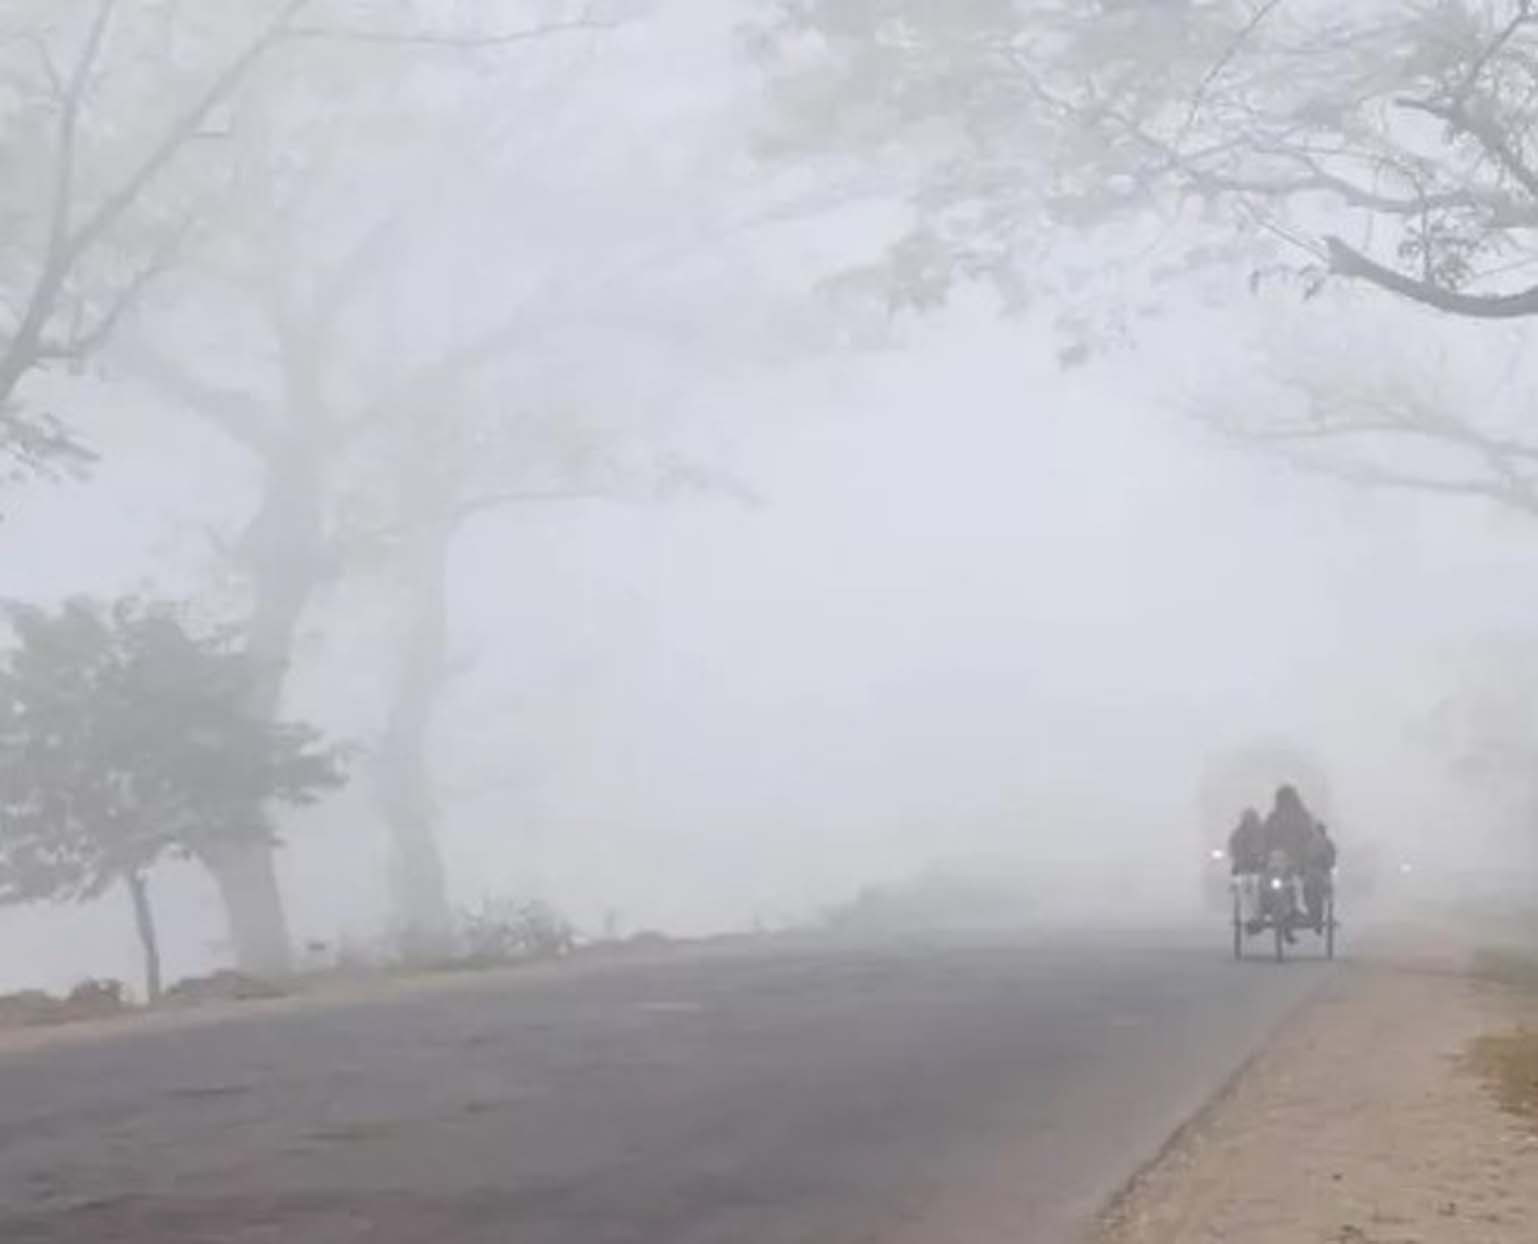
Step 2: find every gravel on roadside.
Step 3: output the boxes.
[1094,964,1538,1244]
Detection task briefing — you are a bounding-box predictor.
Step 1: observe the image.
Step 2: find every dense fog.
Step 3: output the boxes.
[3,1,1537,995]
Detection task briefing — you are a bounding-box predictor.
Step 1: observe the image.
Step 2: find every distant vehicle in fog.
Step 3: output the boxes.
[1196,740,1335,912]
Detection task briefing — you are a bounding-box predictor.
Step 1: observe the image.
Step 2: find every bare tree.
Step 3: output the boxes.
[349,400,612,960]
[343,339,754,961]
[0,2,298,483]
[0,0,609,488]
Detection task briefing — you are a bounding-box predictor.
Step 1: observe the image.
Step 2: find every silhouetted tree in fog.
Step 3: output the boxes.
[16,0,620,975]
[0,1,611,492]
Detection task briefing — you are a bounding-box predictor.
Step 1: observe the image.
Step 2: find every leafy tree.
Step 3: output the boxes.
[0,598,344,1000]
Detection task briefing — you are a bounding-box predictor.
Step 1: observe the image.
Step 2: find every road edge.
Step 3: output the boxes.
[1075,963,1339,1241]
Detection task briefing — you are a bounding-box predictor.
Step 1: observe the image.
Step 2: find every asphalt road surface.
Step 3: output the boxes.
[0,929,1327,1243]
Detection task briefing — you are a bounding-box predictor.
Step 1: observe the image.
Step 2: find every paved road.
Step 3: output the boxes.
[0,929,1327,1243]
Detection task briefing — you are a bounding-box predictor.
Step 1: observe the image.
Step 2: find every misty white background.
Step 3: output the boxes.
[2,3,1535,992]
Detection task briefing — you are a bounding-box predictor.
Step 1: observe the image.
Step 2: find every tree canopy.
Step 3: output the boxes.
[760,1,1538,331]
[757,2,1538,514]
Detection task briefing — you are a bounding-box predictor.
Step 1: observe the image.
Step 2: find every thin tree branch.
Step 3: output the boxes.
[63,0,311,267]
[0,406,97,481]
[283,16,612,51]
[1231,413,1538,464]
[1294,456,1538,515]
[1454,1,1538,102]
[39,216,193,362]
[451,487,613,526]
[1396,96,1538,201]
[0,0,118,403]
[6,0,620,420]
[1174,0,1287,147]
[1204,407,1538,512]
[116,340,276,455]
[1038,71,1525,225]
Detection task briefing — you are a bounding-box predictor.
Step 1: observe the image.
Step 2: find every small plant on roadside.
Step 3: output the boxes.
[65,978,127,1015]
[162,970,288,1007]
[457,898,577,964]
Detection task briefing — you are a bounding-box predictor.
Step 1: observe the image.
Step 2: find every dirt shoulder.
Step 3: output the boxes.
[1094,960,1538,1244]
[0,933,787,1059]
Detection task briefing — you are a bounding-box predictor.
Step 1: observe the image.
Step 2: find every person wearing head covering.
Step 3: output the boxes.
[1227,807,1266,876]
[1227,807,1266,931]
[1301,821,1338,934]
[1262,784,1317,873]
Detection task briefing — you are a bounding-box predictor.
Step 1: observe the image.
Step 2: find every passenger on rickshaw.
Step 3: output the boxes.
[1226,808,1266,932]
[1302,822,1337,935]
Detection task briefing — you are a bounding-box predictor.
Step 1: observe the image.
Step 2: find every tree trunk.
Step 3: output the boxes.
[125,871,163,1004]
[377,517,456,962]
[203,840,293,979]
[201,437,329,978]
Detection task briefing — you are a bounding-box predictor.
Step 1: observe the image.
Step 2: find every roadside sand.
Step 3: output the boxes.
[1095,964,1538,1244]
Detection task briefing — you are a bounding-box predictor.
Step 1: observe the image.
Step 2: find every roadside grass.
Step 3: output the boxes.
[1468,1027,1538,1130]
[1465,946,1538,1130]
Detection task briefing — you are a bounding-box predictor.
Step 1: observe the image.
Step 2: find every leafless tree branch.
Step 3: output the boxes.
[0,0,119,403]
[1226,406,1538,471]
[63,0,312,268]
[1454,1,1538,101]
[1290,456,1538,515]
[452,487,613,526]
[1175,0,1287,147]
[283,15,612,51]
[116,340,276,455]
[39,216,192,363]
[1396,95,1538,201]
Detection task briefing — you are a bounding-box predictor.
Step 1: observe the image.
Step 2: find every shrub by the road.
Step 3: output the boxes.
[457,898,577,965]
[0,978,129,1029]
